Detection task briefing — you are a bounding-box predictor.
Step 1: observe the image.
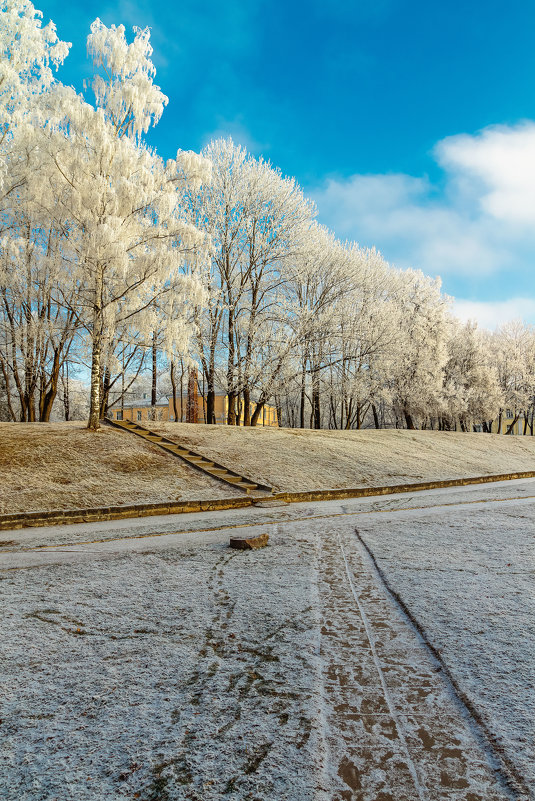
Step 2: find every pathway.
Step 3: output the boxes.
[1,479,533,799]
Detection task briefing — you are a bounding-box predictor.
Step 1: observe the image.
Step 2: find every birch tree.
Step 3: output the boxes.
[45,20,210,429]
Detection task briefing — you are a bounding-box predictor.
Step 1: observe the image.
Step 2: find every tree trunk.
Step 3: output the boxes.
[329,396,338,430]
[180,361,184,422]
[39,373,58,421]
[505,414,519,435]
[372,404,380,429]
[243,387,251,426]
[151,333,157,408]
[0,357,16,421]
[404,409,415,430]
[206,384,215,424]
[62,362,70,421]
[170,362,179,422]
[250,399,265,427]
[99,366,111,419]
[312,366,321,429]
[88,270,103,431]
[275,396,282,428]
[88,335,101,430]
[299,357,307,429]
[227,309,237,426]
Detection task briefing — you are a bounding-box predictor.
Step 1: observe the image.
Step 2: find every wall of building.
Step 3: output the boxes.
[108,395,279,427]
[489,412,532,436]
[108,405,170,423]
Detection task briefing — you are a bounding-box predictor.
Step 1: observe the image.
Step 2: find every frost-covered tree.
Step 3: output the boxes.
[1,8,209,428]
[0,0,69,204]
[181,138,314,425]
[0,221,80,420]
[492,321,535,434]
[283,226,355,429]
[0,1,75,420]
[441,321,502,431]
[43,20,210,429]
[381,270,450,430]
[322,246,397,430]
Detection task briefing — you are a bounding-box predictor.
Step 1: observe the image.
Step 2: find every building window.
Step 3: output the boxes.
[506,409,513,419]
[137,411,142,421]
[117,410,123,421]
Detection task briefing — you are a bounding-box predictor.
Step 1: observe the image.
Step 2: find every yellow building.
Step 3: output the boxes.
[108,392,279,427]
[471,411,533,435]
[490,410,532,436]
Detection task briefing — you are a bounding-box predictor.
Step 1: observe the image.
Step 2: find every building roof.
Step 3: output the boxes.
[108,401,169,410]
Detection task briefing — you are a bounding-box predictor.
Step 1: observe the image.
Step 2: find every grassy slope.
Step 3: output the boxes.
[148,422,535,492]
[0,422,237,514]
[2,421,535,514]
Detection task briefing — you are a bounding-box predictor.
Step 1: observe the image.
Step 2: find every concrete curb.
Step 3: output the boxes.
[1,470,535,531]
[273,470,535,504]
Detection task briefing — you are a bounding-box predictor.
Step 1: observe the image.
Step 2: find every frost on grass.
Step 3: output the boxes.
[357,500,535,797]
[0,534,324,800]
[147,423,535,494]
[0,422,238,515]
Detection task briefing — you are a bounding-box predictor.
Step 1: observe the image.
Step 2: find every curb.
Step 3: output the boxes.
[1,470,535,532]
[0,497,254,531]
[273,470,535,504]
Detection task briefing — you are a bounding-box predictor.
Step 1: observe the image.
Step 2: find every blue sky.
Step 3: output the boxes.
[44,0,535,328]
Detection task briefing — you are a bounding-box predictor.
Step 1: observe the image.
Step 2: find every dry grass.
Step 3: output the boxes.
[147,422,535,492]
[3,421,535,515]
[0,422,237,514]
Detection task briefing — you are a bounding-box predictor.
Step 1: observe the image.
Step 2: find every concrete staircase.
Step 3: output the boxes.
[105,418,273,496]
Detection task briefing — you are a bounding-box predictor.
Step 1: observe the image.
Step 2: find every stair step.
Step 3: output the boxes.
[107,419,272,494]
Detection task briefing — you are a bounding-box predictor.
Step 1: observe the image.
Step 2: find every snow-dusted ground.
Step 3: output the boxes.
[1,480,534,799]
[2,528,326,800]
[355,494,535,799]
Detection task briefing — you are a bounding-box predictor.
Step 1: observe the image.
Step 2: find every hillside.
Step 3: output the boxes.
[0,423,237,515]
[2,421,535,515]
[147,422,535,492]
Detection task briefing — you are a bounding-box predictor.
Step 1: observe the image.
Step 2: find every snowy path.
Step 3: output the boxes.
[1,479,533,799]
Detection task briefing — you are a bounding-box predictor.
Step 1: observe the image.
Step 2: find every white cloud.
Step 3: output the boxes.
[453,298,535,330]
[436,123,535,226]
[311,122,535,284]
